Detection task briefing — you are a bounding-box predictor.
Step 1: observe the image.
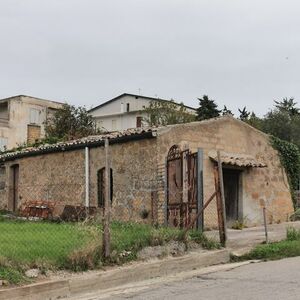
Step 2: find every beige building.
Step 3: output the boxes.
[89,93,196,132]
[0,95,63,150]
[0,116,294,227]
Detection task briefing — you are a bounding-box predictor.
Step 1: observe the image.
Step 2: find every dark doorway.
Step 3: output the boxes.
[97,167,113,208]
[223,168,240,222]
[10,164,19,212]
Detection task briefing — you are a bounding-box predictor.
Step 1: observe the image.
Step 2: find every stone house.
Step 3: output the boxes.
[0,116,294,227]
[89,93,196,132]
[0,95,63,151]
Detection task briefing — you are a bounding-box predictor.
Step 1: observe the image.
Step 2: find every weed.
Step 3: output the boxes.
[232,227,300,262]
[188,230,221,249]
[287,227,300,241]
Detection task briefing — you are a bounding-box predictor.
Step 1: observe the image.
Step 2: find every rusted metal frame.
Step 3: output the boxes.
[184,191,217,234]
[179,151,184,229]
[165,157,169,226]
[187,153,197,227]
[197,149,204,230]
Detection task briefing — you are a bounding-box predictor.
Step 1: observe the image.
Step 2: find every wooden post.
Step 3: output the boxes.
[217,151,227,246]
[103,138,111,258]
[214,167,226,246]
[263,206,269,244]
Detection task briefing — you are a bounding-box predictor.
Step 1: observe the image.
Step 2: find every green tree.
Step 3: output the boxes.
[262,110,292,142]
[246,112,263,130]
[260,98,300,148]
[196,95,221,121]
[238,107,250,121]
[142,100,196,126]
[45,103,100,141]
[275,97,300,116]
[222,105,234,116]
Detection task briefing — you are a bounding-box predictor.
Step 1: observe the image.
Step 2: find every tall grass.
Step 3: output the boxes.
[0,219,219,282]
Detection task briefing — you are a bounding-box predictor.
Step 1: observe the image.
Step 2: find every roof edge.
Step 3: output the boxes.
[88,93,196,113]
[0,131,155,163]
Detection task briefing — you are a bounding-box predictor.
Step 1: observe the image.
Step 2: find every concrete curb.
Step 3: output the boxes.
[0,249,230,300]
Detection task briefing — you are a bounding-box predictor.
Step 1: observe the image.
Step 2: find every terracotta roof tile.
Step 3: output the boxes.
[209,151,267,168]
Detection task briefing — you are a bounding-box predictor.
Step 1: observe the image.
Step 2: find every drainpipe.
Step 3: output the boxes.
[85,146,90,207]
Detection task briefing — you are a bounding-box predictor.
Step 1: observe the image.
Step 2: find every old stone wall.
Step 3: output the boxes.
[0,116,293,227]
[1,150,86,211]
[156,117,294,227]
[0,138,159,224]
[89,138,158,223]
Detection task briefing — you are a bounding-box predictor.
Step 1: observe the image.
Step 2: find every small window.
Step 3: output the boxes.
[136,116,142,128]
[0,137,8,152]
[30,108,41,124]
[97,168,113,208]
[126,103,130,112]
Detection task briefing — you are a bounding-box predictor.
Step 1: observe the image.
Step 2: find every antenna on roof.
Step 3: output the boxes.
[138,88,141,95]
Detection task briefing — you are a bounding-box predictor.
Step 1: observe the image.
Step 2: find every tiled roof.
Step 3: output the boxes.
[0,128,156,162]
[209,151,267,168]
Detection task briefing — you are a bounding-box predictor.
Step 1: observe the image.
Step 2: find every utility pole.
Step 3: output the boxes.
[103,138,111,258]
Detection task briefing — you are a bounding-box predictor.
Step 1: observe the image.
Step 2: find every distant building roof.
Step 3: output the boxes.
[88,93,196,113]
[0,95,64,106]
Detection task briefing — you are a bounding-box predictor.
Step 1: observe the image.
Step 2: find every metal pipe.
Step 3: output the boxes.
[85,146,89,207]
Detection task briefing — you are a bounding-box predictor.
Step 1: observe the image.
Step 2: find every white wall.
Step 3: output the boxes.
[91,95,150,117]
[90,94,196,132]
[95,111,146,132]
[0,96,63,150]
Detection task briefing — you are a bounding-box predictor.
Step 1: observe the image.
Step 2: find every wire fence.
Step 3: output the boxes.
[1,174,296,271]
[0,177,224,270]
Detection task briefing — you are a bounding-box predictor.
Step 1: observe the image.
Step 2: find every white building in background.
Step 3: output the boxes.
[88,93,196,132]
[0,95,63,151]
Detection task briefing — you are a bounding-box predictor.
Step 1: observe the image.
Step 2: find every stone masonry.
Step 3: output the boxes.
[0,116,294,227]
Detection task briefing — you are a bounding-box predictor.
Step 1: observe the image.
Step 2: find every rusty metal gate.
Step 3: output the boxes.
[166,145,199,229]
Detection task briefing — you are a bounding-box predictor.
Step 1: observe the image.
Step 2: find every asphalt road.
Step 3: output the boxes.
[95,257,300,300]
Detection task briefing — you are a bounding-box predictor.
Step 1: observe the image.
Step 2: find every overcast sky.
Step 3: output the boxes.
[0,0,299,115]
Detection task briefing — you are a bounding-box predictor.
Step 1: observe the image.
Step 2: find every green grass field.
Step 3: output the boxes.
[0,218,217,284]
[0,220,95,267]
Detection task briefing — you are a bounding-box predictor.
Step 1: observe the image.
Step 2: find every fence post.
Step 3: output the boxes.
[217,151,227,246]
[263,206,269,243]
[103,138,111,258]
